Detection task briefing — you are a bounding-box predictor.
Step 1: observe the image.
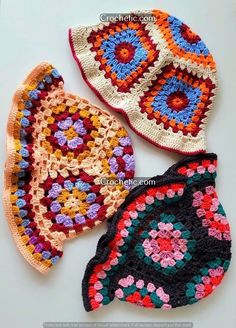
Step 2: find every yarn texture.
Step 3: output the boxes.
[4,62,135,274]
[69,9,217,154]
[82,153,231,311]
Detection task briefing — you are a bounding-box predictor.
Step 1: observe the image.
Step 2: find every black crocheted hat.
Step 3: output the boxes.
[82,153,231,311]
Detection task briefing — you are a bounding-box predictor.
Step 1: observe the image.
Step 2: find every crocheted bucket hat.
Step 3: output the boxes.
[82,153,231,311]
[4,62,135,274]
[69,9,217,154]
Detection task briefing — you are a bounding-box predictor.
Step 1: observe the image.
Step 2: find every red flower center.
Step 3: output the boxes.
[167,91,189,112]
[115,42,136,63]
[157,238,173,252]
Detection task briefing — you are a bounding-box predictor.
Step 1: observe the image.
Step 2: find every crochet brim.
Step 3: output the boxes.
[4,63,55,273]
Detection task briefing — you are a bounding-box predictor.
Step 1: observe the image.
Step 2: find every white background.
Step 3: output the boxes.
[0,0,236,327]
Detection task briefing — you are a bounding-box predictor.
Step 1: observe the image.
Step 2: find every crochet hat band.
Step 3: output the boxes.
[69,9,217,155]
[4,62,135,274]
[82,153,231,311]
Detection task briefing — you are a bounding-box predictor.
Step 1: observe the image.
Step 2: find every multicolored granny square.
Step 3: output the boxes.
[69,9,217,154]
[139,64,215,136]
[87,21,159,93]
[135,213,196,276]
[4,62,135,274]
[82,154,231,311]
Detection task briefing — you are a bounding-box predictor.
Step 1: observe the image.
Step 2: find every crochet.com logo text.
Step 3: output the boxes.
[100,13,157,23]
[98,177,163,188]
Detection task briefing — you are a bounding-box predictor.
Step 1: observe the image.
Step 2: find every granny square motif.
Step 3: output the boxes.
[82,154,231,311]
[4,62,135,274]
[69,9,217,154]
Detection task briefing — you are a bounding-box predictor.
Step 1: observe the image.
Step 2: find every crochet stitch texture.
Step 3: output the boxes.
[4,62,135,274]
[82,153,231,311]
[69,9,217,154]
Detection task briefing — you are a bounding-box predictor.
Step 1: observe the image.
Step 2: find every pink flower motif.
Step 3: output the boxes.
[208,164,216,173]
[160,293,170,303]
[120,229,129,237]
[208,269,216,277]
[145,196,154,204]
[214,213,225,221]
[126,275,135,285]
[208,228,222,240]
[157,230,169,238]
[197,166,206,174]
[223,232,231,241]
[165,223,173,231]
[165,251,175,259]
[151,253,161,262]
[210,204,218,212]
[186,169,195,177]
[220,218,228,225]
[97,270,106,279]
[193,199,201,207]
[214,231,222,240]
[158,222,166,230]
[167,189,175,198]
[143,239,151,248]
[158,222,173,231]
[136,279,144,289]
[124,219,132,227]
[147,283,156,292]
[162,304,172,310]
[196,208,206,218]
[110,258,119,266]
[129,211,138,219]
[206,185,215,195]
[149,230,158,238]
[174,251,184,260]
[136,203,146,211]
[115,288,124,299]
[118,278,129,287]
[94,281,103,290]
[202,276,211,284]
[216,267,224,276]
[145,248,153,257]
[209,267,224,277]
[180,244,187,253]
[195,291,205,299]
[156,192,164,200]
[95,293,103,302]
[160,258,175,268]
[193,191,203,200]
[156,287,164,298]
[150,239,159,250]
[172,233,182,243]
[202,219,209,227]
[212,198,220,206]
[177,188,184,196]
[196,284,205,291]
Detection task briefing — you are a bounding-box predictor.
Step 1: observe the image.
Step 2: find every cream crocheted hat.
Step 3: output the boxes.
[69,9,217,154]
[4,62,135,273]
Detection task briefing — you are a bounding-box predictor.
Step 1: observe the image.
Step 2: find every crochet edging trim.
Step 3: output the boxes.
[4,62,53,274]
